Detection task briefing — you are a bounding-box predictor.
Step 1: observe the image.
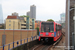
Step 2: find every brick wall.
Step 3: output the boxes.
[0,29,37,50]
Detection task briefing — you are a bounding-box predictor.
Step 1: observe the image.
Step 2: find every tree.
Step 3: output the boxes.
[47,19,54,22]
[20,15,29,17]
[36,27,39,35]
[0,25,4,29]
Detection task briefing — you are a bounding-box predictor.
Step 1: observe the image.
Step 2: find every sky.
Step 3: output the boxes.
[0,0,66,21]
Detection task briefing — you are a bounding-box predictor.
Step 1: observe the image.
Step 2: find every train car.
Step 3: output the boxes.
[39,21,62,42]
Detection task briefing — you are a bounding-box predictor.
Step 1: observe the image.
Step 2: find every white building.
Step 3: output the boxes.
[55,20,61,24]
[60,13,65,23]
[0,4,3,24]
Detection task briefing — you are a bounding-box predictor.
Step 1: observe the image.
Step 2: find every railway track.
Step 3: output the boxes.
[30,28,65,50]
[31,36,62,50]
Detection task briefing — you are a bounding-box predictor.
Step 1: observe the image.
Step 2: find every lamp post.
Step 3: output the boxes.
[4,20,5,34]
[20,20,22,45]
[3,20,6,50]
[13,21,15,48]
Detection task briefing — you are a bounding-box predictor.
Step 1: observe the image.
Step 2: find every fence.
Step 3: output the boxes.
[0,19,38,50]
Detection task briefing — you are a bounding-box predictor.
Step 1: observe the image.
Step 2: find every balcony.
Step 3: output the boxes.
[21,26,26,28]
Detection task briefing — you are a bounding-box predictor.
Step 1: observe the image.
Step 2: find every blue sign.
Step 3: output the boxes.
[46,32,48,35]
[54,32,56,37]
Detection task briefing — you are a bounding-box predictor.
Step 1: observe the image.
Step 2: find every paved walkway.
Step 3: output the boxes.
[51,35,65,50]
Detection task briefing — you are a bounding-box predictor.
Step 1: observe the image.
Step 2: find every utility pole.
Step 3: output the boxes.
[13,21,15,48]
[66,0,70,50]
[20,20,22,45]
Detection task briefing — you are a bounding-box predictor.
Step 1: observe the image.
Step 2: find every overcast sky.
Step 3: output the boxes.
[0,0,66,21]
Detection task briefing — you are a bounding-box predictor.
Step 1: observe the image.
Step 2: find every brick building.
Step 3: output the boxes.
[35,20,41,29]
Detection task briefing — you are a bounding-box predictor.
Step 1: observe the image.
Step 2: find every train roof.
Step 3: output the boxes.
[41,21,61,25]
[55,22,61,26]
[41,21,54,23]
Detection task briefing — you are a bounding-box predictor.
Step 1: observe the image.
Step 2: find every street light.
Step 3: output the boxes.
[20,20,22,45]
[13,21,15,48]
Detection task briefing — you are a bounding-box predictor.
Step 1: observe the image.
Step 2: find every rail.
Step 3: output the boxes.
[0,35,38,50]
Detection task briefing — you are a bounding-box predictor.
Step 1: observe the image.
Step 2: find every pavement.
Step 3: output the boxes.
[51,35,65,50]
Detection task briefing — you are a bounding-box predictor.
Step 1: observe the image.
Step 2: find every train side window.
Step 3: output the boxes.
[41,24,44,32]
[58,25,60,31]
[56,25,59,31]
[56,24,57,32]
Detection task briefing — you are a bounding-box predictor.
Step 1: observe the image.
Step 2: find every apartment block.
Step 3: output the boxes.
[6,13,35,29]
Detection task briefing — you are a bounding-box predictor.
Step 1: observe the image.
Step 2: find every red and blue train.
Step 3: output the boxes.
[39,21,62,42]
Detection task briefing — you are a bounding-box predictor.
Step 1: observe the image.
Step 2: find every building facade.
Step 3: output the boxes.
[6,13,35,29]
[12,12,18,16]
[66,0,75,50]
[0,4,3,24]
[30,5,36,19]
[60,13,65,23]
[35,20,41,29]
[27,11,30,17]
[55,20,61,24]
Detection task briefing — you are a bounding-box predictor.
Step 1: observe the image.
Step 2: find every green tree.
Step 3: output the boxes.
[47,19,54,22]
[20,15,29,17]
[0,25,4,29]
[36,27,39,35]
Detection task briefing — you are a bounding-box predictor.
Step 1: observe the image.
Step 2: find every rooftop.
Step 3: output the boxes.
[7,16,17,19]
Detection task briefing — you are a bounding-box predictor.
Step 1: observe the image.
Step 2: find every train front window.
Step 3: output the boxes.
[41,22,54,32]
[41,25,44,32]
[45,25,50,32]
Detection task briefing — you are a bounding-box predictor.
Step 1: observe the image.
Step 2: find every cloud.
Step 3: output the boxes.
[1,0,66,21]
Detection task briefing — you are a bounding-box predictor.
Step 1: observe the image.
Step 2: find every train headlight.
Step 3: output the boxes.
[50,31,54,33]
[51,34,54,36]
[40,34,43,36]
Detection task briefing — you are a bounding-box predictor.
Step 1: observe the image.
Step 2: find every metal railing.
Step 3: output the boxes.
[0,35,38,50]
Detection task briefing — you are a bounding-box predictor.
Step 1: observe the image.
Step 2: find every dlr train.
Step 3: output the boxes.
[39,21,62,42]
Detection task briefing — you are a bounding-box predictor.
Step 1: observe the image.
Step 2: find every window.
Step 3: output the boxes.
[41,22,54,32]
[56,25,62,32]
[9,24,11,26]
[21,24,26,26]
[9,28,11,29]
[24,21,26,23]
[32,19,34,22]
[30,25,32,26]
[9,20,11,22]
[21,28,26,29]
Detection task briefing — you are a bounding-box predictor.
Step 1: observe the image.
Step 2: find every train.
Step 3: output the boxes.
[39,21,62,42]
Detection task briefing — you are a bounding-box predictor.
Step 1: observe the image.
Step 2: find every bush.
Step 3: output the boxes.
[47,19,54,22]
[36,27,39,35]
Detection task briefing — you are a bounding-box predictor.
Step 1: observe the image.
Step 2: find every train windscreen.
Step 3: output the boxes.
[41,22,54,32]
